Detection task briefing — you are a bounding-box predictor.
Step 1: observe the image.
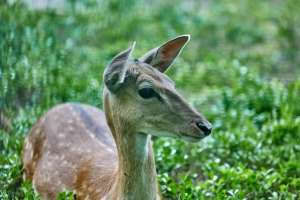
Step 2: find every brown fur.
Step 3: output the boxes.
[23,103,117,199]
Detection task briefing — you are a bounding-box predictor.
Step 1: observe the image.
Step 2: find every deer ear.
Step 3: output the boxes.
[139,35,190,73]
[104,42,135,92]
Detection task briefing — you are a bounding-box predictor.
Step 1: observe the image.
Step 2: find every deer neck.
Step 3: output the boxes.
[113,129,158,200]
[104,94,158,200]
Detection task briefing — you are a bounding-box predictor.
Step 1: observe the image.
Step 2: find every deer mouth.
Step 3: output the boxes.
[179,132,205,142]
[177,121,212,142]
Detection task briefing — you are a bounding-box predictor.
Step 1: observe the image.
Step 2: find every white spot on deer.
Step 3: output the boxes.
[59,155,65,161]
[73,175,78,184]
[77,191,84,198]
[70,147,77,152]
[58,133,66,138]
[56,180,62,188]
[62,160,69,166]
[96,188,103,194]
[24,138,30,148]
[35,128,41,134]
[58,142,64,148]
[45,175,51,182]
[88,187,94,193]
[69,126,74,131]
[32,161,36,167]
[45,161,50,167]
[28,148,34,159]
[32,179,38,193]
[53,154,60,160]
[89,131,96,139]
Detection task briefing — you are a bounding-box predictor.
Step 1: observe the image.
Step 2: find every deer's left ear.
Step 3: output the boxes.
[139,35,190,73]
[104,42,135,92]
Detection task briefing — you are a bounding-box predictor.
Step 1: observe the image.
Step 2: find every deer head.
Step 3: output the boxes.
[103,35,212,142]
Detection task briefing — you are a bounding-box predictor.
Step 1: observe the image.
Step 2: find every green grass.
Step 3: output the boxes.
[1,0,300,199]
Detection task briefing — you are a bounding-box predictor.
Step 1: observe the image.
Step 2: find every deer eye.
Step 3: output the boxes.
[138,87,156,99]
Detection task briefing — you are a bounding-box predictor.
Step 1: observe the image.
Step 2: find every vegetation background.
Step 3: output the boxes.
[1,0,300,199]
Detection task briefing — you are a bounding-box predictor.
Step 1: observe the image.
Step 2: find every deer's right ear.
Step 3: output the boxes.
[139,35,190,73]
[104,43,135,92]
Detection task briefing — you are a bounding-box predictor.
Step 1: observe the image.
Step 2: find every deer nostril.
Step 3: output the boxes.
[195,122,212,136]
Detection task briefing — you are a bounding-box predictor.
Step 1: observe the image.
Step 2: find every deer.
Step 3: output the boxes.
[22,35,212,200]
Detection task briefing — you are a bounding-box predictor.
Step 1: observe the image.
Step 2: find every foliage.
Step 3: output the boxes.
[1,0,300,199]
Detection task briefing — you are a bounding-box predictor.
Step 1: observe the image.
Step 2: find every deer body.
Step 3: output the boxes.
[23,35,212,200]
[23,103,158,199]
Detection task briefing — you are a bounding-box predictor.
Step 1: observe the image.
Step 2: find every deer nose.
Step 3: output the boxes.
[195,122,212,136]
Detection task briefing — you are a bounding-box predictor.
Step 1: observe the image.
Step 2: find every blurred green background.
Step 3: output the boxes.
[1,0,300,199]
